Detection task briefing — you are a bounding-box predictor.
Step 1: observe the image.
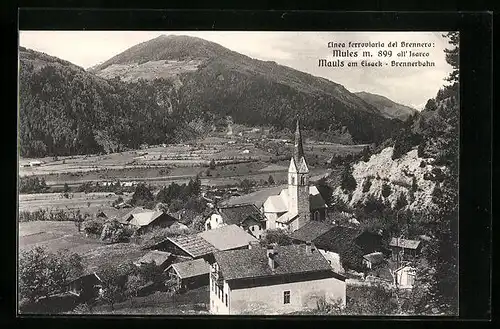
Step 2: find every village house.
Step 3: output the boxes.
[148,234,219,263]
[394,265,417,289]
[133,250,175,271]
[66,272,103,301]
[148,225,257,265]
[362,251,385,270]
[118,207,184,235]
[165,258,211,292]
[290,220,388,273]
[389,237,422,262]
[204,204,266,238]
[198,224,259,251]
[209,242,346,315]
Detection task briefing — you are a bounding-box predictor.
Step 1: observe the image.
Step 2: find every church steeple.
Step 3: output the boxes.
[293,118,305,167]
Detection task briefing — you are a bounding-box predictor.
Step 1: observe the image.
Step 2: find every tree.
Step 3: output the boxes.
[417,141,426,158]
[381,183,392,198]
[63,183,70,193]
[138,262,165,286]
[394,193,408,211]
[424,98,437,112]
[19,247,84,303]
[361,146,371,162]
[261,229,293,246]
[340,165,357,192]
[131,183,154,207]
[418,32,459,315]
[83,219,104,236]
[268,174,275,185]
[362,178,372,193]
[125,274,145,301]
[316,178,333,205]
[240,179,253,193]
[98,264,128,311]
[209,159,216,170]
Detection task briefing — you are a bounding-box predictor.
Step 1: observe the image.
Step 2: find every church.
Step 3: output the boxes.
[260,119,327,232]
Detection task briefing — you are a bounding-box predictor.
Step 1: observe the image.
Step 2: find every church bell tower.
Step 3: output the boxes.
[288,118,310,229]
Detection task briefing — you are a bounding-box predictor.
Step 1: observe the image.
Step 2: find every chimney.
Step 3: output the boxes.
[305,241,312,254]
[249,240,260,249]
[267,244,276,270]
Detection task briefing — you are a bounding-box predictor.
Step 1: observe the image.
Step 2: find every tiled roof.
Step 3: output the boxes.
[218,204,265,226]
[389,238,421,250]
[313,225,361,253]
[363,252,385,265]
[169,258,210,279]
[224,184,326,212]
[118,207,147,224]
[223,185,286,208]
[276,212,298,224]
[214,244,335,281]
[289,220,335,242]
[135,250,172,266]
[263,194,288,213]
[168,235,218,258]
[197,224,258,251]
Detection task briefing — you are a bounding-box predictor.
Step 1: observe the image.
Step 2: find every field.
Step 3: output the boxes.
[19,221,105,254]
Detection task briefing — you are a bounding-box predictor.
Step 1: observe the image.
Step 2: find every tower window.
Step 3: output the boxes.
[314,210,320,221]
[300,176,305,184]
[291,176,295,185]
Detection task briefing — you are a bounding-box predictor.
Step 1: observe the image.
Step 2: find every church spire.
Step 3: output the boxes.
[293,118,305,166]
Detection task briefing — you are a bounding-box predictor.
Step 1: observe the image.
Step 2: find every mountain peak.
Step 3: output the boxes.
[93,34,231,71]
[355,91,417,121]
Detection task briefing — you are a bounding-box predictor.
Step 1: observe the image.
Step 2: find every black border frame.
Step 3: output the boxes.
[3,6,492,328]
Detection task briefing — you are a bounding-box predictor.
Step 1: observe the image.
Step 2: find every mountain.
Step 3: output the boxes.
[18,46,201,157]
[91,35,401,143]
[18,36,403,157]
[355,91,417,121]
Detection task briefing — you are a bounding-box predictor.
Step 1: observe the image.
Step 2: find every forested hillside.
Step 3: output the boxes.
[18,47,202,157]
[19,35,402,158]
[355,91,417,121]
[330,32,459,315]
[92,35,401,143]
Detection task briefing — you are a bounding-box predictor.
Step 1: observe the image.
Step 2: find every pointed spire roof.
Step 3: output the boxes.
[293,118,305,166]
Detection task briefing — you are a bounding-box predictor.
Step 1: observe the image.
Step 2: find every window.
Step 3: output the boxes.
[218,287,221,299]
[300,176,305,184]
[225,293,228,307]
[251,226,255,231]
[408,273,415,286]
[283,291,290,304]
[314,210,320,221]
[291,176,295,185]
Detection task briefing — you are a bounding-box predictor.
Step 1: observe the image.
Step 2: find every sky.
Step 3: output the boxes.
[19,31,455,109]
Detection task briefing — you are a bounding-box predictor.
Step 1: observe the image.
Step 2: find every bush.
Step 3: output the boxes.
[362,178,372,193]
[19,176,49,194]
[261,229,293,246]
[84,219,104,236]
[381,183,392,198]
